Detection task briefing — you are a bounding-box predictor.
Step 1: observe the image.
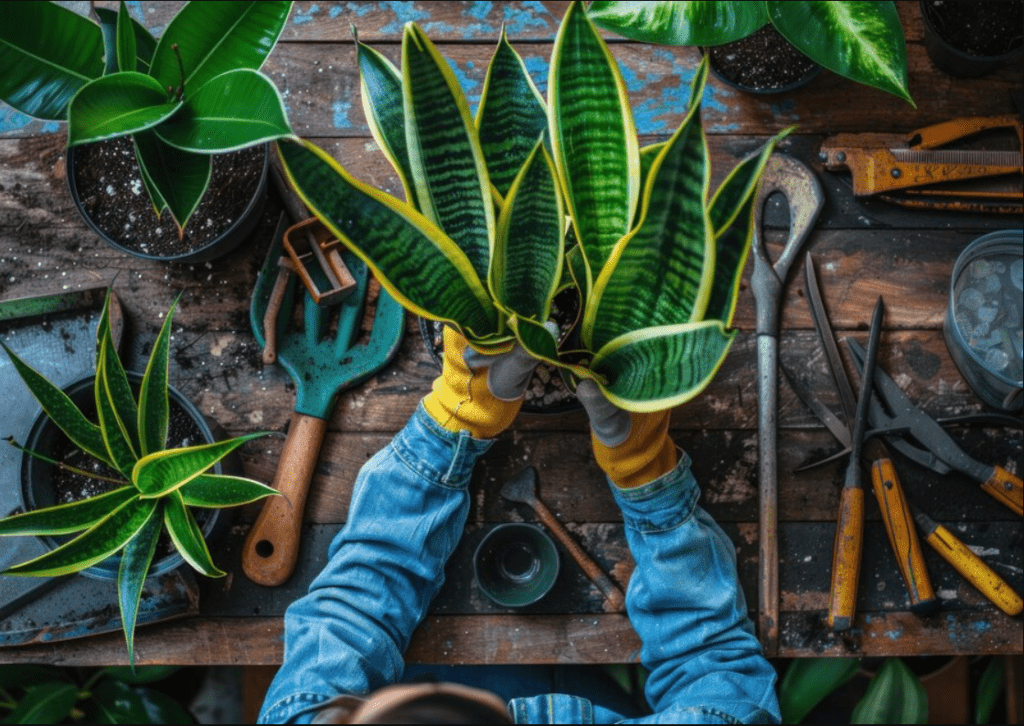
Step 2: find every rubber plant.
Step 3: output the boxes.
[587,1,914,105]
[0,294,275,663]
[0,0,295,231]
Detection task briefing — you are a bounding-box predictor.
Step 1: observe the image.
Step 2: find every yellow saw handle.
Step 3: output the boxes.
[925,524,1023,617]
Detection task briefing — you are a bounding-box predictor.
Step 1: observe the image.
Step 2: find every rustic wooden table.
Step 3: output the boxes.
[1,1,1020,666]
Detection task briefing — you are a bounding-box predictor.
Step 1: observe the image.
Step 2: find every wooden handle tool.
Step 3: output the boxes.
[980,466,1023,517]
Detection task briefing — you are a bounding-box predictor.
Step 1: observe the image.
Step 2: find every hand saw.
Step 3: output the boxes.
[820,114,1023,214]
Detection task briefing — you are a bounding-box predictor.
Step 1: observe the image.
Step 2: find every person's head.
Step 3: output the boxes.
[312,682,512,724]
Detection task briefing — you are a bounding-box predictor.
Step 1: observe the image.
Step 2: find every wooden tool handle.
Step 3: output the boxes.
[980,466,1023,517]
[926,525,1023,617]
[828,486,864,631]
[871,459,937,613]
[243,413,328,586]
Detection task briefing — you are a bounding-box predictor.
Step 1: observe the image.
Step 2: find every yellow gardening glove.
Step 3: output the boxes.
[423,325,541,439]
[576,379,678,489]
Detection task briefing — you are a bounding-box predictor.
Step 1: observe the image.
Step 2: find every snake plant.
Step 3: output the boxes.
[587,1,914,105]
[0,1,295,230]
[0,294,275,663]
[279,1,786,411]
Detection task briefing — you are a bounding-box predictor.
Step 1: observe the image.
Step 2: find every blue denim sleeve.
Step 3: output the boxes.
[258,404,494,724]
[611,452,781,725]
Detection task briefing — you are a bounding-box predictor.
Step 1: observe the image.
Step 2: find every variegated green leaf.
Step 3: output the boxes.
[565,243,591,303]
[96,344,139,476]
[138,295,177,457]
[588,1,769,46]
[403,23,494,286]
[118,503,161,666]
[278,139,500,341]
[3,497,154,577]
[476,28,549,200]
[179,473,278,507]
[133,432,267,497]
[66,72,180,146]
[768,1,912,105]
[164,493,223,577]
[508,316,594,381]
[0,486,136,537]
[591,321,736,412]
[99,314,140,456]
[116,1,136,74]
[550,1,639,288]
[132,131,211,228]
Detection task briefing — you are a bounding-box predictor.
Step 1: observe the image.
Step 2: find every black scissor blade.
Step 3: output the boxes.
[804,252,858,426]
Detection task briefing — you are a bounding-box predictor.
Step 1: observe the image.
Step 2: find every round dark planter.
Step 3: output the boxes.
[20,374,238,581]
[704,24,822,95]
[920,0,1024,77]
[66,140,269,264]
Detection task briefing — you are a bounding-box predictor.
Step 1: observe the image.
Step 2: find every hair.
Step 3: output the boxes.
[358,692,512,724]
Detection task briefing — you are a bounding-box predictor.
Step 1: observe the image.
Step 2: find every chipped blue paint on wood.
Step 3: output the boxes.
[293,3,321,24]
[503,0,554,35]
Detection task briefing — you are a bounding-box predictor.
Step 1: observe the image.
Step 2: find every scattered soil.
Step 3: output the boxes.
[922,1,1024,57]
[707,24,820,92]
[70,136,264,258]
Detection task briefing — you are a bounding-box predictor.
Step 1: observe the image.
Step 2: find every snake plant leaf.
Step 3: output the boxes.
[403,23,494,287]
[96,6,157,74]
[0,343,113,468]
[356,32,416,205]
[3,497,155,577]
[116,2,137,74]
[565,243,591,303]
[508,316,594,381]
[476,28,549,200]
[768,1,913,105]
[1,682,79,725]
[591,321,736,412]
[133,432,267,498]
[133,130,211,228]
[148,1,291,99]
[0,486,136,537]
[164,493,224,577]
[117,503,162,666]
[278,139,500,340]
[587,1,769,46]
[550,1,639,290]
[179,474,279,507]
[155,69,293,153]
[490,139,564,323]
[778,657,860,724]
[0,2,105,120]
[138,295,178,457]
[851,658,928,724]
[99,314,140,456]
[66,72,181,146]
[96,345,139,475]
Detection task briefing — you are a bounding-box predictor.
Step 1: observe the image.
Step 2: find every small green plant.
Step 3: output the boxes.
[0,294,275,663]
[587,1,914,105]
[0,1,296,230]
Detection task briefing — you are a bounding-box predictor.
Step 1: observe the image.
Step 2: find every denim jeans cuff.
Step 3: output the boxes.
[608,451,700,533]
[389,403,495,488]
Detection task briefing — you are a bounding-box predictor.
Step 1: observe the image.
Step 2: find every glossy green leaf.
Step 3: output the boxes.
[138,296,177,457]
[132,432,266,497]
[768,1,913,104]
[278,139,499,341]
[179,473,278,507]
[0,486,136,537]
[155,69,293,152]
[88,679,192,724]
[66,72,180,146]
[0,342,112,468]
[591,321,736,412]
[149,1,292,99]
[476,28,549,200]
[132,130,211,229]
[778,657,860,724]
[975,656,1004,725]
[490,139,564,323]
[116,2,136,74]
[164,493,223,577]
[565,243,591,304]
[852,658,928,724]
[117,503,161,666]
[0,2,104,120]
[588,1,769,45]
[99,313,140,457]
[3,497,154,578]
[550,1,639,289]
[403,23,494,287]
[96,6,156,74]
[96,344,139,476]
[508,316,593,380]
[356,33,416,205]
[2,682,79,724]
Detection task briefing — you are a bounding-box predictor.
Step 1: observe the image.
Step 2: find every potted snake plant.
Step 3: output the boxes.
[278,1,787,412]
[0,1,296,262]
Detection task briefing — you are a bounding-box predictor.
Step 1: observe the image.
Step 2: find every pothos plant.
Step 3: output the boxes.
[278,1,787,412]
[587,0,914,105]
[0,294,275,663]
[0,1,295,231]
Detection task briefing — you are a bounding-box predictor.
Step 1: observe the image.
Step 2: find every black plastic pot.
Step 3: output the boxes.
[67,141,269,264]
[704,24,822,96]
[20,374,238,581]
[920,0,1024,78]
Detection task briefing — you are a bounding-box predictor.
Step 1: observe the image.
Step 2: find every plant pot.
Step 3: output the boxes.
[20,373,238,581]
[704,24,822,95]
[920,0,1024,78]
[67,138,269,264]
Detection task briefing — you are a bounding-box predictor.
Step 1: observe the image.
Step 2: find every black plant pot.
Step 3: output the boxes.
[704,24,822,95]
[920,0,1024,78]
[20,374,238,581]
[67,139,269,264]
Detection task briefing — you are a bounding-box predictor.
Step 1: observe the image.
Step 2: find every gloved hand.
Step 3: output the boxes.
[423,325,541,439]
[576,379,678,489]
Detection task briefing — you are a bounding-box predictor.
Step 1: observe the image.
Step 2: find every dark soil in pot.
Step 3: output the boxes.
[921,0,1024,57]
[706,24,821,93]
[69,136,266,261]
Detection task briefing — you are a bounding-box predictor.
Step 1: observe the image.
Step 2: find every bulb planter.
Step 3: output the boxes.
[920,0,1024,78]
